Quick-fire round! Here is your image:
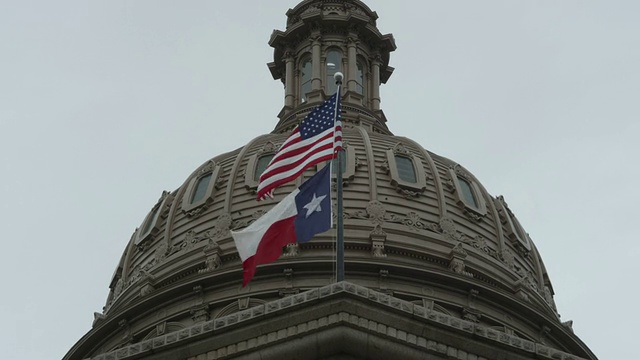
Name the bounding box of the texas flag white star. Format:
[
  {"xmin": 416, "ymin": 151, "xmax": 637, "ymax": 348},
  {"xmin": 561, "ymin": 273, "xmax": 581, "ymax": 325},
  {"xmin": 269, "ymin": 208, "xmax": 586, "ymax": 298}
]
[{"xmin": 303, "ymin": 193, "xmax": 327, "ymax": 218}]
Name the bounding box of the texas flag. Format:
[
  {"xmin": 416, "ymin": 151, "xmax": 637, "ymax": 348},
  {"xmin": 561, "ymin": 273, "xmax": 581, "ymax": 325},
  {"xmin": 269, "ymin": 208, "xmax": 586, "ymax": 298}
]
[{"xmin": 231, "ymin": 165, "xmax": 332, "ymax": 286}]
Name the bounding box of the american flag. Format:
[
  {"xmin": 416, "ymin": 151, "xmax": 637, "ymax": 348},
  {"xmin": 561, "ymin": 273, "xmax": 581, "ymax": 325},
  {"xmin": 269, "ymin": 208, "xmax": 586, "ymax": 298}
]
[{"xmin": 256, "ymin": 92, "xmax": 342, "ymax": 200}]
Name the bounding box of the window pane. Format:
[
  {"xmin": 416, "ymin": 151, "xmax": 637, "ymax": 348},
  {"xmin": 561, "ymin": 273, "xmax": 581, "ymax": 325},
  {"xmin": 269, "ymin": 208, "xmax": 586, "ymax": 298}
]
[
  {"xmin": 331, "ymin": 150, "xmax": 346, "ymax": 174},
  {"xmin": 254, "ymin": 154, "xmax": 274, "ymax": 181},
  {"xmin": 395, "ymin": 155, "xmax": 417, "ymax": 183},
  {"xmin": 356, "ymin": 61, "xmax": 365, "ymax": 95},
  {"xmin": 326, "ymin": 50, "xmax": 341, "ymax": 95},
  {"xmin": 457, "ymin": 177, "xmax": 478, "ymax": 208},
  {"xmin": 301, "ymin": 59, "xmax": 312, "ymax": 102},
  {"xmin": 191, "ymin": 173, "xmax": 212, "ymax": 204},
  {"xmin": 142, "ymin": 206, "xmax": 160, "ymax": 234}
]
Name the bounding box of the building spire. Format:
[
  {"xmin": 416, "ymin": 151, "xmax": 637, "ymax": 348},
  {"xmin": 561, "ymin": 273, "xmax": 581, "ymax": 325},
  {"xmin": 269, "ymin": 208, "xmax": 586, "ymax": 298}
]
[{"xmin": 267, "ymin": 0, "xmax": 396, "ymax": 134}]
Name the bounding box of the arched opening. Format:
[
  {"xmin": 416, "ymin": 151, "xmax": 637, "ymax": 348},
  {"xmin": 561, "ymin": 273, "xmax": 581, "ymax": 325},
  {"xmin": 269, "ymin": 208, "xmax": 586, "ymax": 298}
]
[
  {"xmin": 300, "ymin": 56, "xmax": 312, "ymax": 103},
  {"xmin": 326, "ymin": 49, "xmax": 342, "ymax": 95}
]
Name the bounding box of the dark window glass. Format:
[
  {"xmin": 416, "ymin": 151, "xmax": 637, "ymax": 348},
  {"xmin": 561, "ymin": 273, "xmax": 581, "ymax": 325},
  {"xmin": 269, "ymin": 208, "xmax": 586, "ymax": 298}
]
[
  {"xmin": 356, "ymin": 61, "xmax": 365, "ymax": 96},
  {"xmin": 457, "ymin": 177, "xmax": 478, "ymax": 208},
  {"xmin": 326, "ymin": 50, "xmax": 342, "ymax": 95},
  {"xmin": 142, "ymin": 206, "xmax": 160, "ymax": 234},
  {"xmin": 300, "ymin": 58, "xmax": 312, "ymax": 102},
  {"xmin": 191, "ymin": 173, "xmax": 212, "ymax": 204},
  {"xmin": 331, "ymin": 150, "xmax": 347, "ymax": 174},
  {"xmin": 395, "ymin": 155, "xmax": 417, "ymax": 183},
  {"xmin": 254, "ymin": 154, "xmax": 274, "ymax": 181}
]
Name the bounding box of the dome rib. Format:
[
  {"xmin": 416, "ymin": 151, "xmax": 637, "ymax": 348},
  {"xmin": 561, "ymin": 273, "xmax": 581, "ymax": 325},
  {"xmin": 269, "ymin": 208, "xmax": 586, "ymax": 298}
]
[
  {"xmin": 355, "ymin": 125, "xmax": 378, "ymax": 200},
  {"xmin": 397, "ymin": 136, "xmax": 446, "ymax": 218}
]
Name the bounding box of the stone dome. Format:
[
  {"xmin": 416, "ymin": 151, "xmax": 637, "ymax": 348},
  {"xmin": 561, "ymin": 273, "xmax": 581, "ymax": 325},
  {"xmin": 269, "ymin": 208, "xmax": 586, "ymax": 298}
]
[{"xmin": 65, "ymin": 1, "xmax": 596, "ymax": 359}]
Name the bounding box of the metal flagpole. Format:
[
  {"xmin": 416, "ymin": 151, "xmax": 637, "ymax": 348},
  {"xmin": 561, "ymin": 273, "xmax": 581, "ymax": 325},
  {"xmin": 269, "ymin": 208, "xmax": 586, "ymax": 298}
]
[{"xmin": 333, "ymin": 73, "xmax": 345, "ymax": 282}]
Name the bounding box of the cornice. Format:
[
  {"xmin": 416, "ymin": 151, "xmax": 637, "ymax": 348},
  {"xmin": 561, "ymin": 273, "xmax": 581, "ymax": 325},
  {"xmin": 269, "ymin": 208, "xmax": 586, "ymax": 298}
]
[{"xmin": 77, "ymin": 282, "xmax": 593, "ymax": 360}]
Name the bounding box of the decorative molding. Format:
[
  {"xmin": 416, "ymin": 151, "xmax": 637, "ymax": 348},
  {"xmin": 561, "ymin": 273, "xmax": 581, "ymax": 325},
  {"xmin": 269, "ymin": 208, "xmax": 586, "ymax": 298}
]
[
  {"xmin": 92, "ymin": 283, "xmax": 587, "ymax": 360},
  {"xmin": 181, "ymin": 161, "xmax": 223, "ymax": 218},
  {"xmin": 279, "ymin": 268, "xmax": 299, "ymax": 297},
  {"xmin": 446, "ymin": 164, "xmax": 487, "ymax": 222},
  {"xmin": 198, "ymin": 238, "xmax": 222, "ymax": 274},
  {"xmin": 381, "ymin": 143, "xmax": 428, "ymax": 198},
  {"xmin": 135, "ymin": 190, "xmax": 174, "ymax": 249},
  {"xmin": 244, "ymin": 142, "xmax": 279, "ymax": 192},
  {"xmin": 283, "ymin": 243, "xmax": 300, "ymax": 257},
  {"xmin": 495, "ymin": 195, "xmax": 531, "ymax": 257},
  {"xmin": 448, "ymin": 243, "xmax": 473, "ymax": 278}
]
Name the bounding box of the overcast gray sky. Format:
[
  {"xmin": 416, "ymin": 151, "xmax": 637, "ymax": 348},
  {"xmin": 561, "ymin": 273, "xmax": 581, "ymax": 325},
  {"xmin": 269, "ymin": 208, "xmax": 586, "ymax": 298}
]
[{"xmin": 1, "ymin": 1, "xmax": 638, "ymax": 359}]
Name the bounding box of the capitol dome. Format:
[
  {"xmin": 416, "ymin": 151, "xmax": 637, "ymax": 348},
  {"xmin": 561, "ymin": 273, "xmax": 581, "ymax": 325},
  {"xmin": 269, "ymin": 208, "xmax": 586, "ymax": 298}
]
[{"xmin": 65, "ymin": 1, "xmax": 596, "ymax": 359}]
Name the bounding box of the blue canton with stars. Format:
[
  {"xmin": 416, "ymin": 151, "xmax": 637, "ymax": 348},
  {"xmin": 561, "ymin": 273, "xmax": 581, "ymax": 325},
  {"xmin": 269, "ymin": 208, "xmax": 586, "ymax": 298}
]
[{"xmin": 299, "ymin": 93, "xmax": 341, "ymax": 139}]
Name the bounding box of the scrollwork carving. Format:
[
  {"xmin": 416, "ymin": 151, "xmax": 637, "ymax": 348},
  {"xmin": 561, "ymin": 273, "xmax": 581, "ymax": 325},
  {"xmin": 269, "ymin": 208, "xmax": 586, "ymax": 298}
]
[{"xmin": 283, "ymin": 243, "xmax": 300, "ymax": 257}]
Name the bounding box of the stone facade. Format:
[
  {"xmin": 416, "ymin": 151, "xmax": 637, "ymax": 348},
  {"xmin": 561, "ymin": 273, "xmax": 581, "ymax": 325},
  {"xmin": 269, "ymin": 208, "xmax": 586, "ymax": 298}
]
[{"xmin": 64, "ymin": 1, "xmax": 597, "ymax": 359}]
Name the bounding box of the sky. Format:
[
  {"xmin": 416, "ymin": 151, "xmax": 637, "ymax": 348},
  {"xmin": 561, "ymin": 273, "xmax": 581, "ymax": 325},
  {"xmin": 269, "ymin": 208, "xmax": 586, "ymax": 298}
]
[{"xmin": 1, "ymin": 1, "xmax": 638, "ymax": 359}]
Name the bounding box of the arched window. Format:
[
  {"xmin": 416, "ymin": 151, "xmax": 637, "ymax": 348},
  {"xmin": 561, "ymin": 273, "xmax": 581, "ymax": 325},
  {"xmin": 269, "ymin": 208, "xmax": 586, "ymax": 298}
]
[
  {"xmin": 254, "ymin": 154, "xmax": 274, "ymax": 181},
  {"xmin": 190, "ymin": 173, "xmax": 212, "ymax": 204},
  {"xmin": 384, "ymin": 145, "xmax": 428, "ymax": 196},
  {"xmin": 136, "ymin": 191, "xmax": 174, "ymax": 247},
  {"xmin": 356, "ymin": 59, "xmax": 366, "ymax": 96},
  {"xmin": 326, "ymin": 49, "xmax": 342, "ymax": 95},
  {"xmin": 457, "ymin": 176, "xmax": 478, "ymax": 208},
  {"xmin": 181, "ymin": 160, "xmax": 221, "ymax": 217},
  {"xmin": 395, "ymin": 155, "xmax": 417, "ymax": 183},
  {"xmin": 448, "ymin": 165, "xmax": 487, "ymax": 220},
  {"xmin": 300, "ymin": 57, "xmax": 312, "ymax": 103}
]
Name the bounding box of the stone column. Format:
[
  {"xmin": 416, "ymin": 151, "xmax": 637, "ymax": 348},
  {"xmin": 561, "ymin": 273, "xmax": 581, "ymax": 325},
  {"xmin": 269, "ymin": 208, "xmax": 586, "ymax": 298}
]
[
  {"xmin": 346, "ymin": 36, "xmax": 358, "ymax": 92},
  {"xmin": 311, "ymin": 33, "xmax": 322, "ymax": 90},
  {"xmin": 284, "ymin": 51, "xmax": 295, "ymax": 107},
  {"xmin": 371, "ymin": 54, "xmax": 382, "ymax": 110}
]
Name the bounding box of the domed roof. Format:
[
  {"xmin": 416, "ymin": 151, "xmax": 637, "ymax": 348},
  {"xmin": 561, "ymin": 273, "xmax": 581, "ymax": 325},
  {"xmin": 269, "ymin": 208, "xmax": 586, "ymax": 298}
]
[{"xmin": 64, "ymin": 1, "xmax": 595, "ymax": 359}]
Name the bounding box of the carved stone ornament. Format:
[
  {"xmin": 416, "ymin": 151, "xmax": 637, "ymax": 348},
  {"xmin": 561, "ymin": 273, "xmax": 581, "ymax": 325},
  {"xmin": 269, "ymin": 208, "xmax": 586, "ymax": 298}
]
[
  {"xmin": 197, "ymin": 160, "xmax": 217, "ymax": 177},
  {"xmin": 345, "ymin": 201, "xmax": 440, "ymax": 257},
  {"xmin": 139, "ymin": 269, "xmax": 157, "ymax": 297},
  {"xmin": 448, "ymin": 243, "xmax": 473, "ymax": 278},
  {"xmin": 439, "ymin": 217, "xmax": 462, "ymax": 242},
  {"xmin": 543, "ymin": 285, "xmax": 558, "ymax": 313},
  {"xmin": 371, "ymin": 225, "xmax": 387, "ymax": 258},
  {"xmin": 463, "ymin": 308, "xmax": 482, "ymax": 323},
  {"xmin": 283, "ymin": 243, "xmax": 300, "ymax": 257},
  {"xmin": 391, "ymin": 142, "xmax": 412, "ymax": 156},
  {"xmin": 199, "ymin": 238, "xmax": 222, "ymax": 274},
  {"xmin": 190, "ymin": 304, "xmax": 210, "ymax": 323},
  {"xmin": 387, "ymin": 211, "xmax": 438, "ymax": 232},
  {"xmin": 257, "ymin": 141, "xmax": 278, "ymax": 156},
  {"xmin": 118, "ymin": 319, "xmax": 133, "ymax": 343},
  {"xmin": 279, "ymin": 268, "xmax": 299, "ymax": 297}
]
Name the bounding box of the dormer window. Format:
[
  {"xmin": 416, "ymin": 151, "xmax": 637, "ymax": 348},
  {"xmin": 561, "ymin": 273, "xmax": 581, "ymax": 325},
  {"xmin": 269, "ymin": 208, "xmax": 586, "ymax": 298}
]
[
  {"xmin": 326, "ymin": 49, "xmax": 342, "ymax": 95},
  {"xmin": 457, "ymin": 176, "xmax": 478, "ymax": 209},
  {"xmin": 383, "ymin": 144, "xmax": 427, "ymax": 197},
  {"xmin": 395, "ymin": 155, "xmax": 417, "ymax": 183},
  {"xmin": 182, "ymin": 161, "xmax": 221, "ymax": 217},
  {"xmin": 136, "ymin": 191, "xmax": 173, "ymax": 247},
  {"xmin": 254, "ymin": 154, "xmax": 275, "ymax": 182},
  {"xmin": 244, "ymin": 145, "xmax": 277, "ymax": 191},
  {"xmin": 190, "ymin": 173, "xmax": 212, "ymax": 204},
  {"xmin": 448, "ymin": 165, "xmax": 487, "ymax": 221},
  {"xmin": 495, "ymin": 196, "xmax": 532, "ymax": 254},
  {"xmin": 300, "ymin": 57, "xmax": 312, "ymax": 103}
]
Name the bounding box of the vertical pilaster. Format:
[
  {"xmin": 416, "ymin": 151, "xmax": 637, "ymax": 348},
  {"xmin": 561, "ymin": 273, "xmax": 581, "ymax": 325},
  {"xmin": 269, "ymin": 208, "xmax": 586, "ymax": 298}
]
[
  {"xmin": 346, "ymin": 36, "xmax": 358, "ymax": 93},
  {"xmin": 284, "ymin": 51, "xmax": 295, "ymax": 107},
  {"xmin": 311, "ymin": 33, "xmax": 322, "ymax": 90},
  {"xmin": 371, "ymin": 54, "xmax": 382, "ymax": 110}
]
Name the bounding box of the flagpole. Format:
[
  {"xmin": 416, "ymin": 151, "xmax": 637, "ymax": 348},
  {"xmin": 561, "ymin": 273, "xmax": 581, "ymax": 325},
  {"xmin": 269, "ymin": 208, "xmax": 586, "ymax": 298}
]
[{"xmin": 334, "ymin": 72, "xmax": 345, "ymax": 282}]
